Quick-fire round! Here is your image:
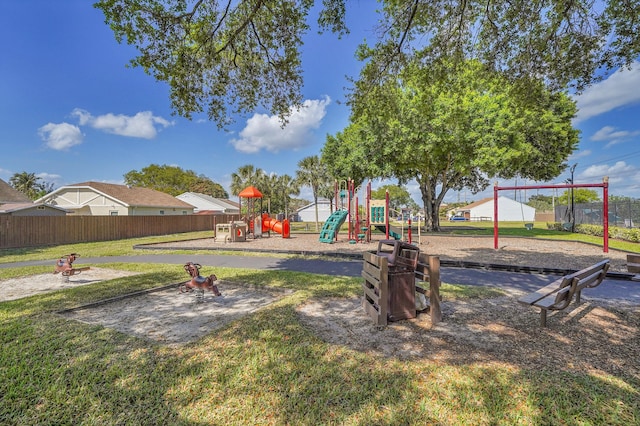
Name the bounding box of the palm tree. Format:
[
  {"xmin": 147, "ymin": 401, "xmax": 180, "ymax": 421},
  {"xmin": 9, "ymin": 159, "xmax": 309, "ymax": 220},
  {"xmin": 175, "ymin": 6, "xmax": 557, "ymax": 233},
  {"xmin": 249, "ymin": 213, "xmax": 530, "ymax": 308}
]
[
  {"xmin": 295, "ymin": 155, "xmax": 332, "ymax": 231},
  {"xmin": 276, "ymin": 174, "xmax": 300, "ymax": 219},
  {"xmin": 9, "ymin": 171, "xmax": 43, "ymax": 200},
  {"xmin": 230, "ymin": 165, "xmax": 266, "ymax": 196}
]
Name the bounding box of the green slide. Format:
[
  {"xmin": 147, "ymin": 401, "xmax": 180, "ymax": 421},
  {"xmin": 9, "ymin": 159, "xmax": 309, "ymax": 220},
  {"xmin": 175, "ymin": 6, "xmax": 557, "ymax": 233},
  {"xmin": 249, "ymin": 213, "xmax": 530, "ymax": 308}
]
[
  {"xmin": 374, "ymin": 224, "xmax": 402, "ymax": 240},
  {"xmin": 319, "ymin": 210, "xmax": 349, "ymax": 243}
]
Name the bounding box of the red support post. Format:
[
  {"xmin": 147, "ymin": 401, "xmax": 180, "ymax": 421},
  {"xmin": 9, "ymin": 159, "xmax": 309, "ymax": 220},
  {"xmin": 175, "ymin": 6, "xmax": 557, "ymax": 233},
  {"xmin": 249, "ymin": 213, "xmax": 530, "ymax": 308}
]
[
  {"xmin": 366, "ymin": 180, "xmax": 371, "ymax": 242},
  {"xmin": 494, "ymin": 183, "xmax": 499, "ymax": 250},
  {"xmin": 347, "ymin": 179, "xmax": 353, "ymax": 241}
]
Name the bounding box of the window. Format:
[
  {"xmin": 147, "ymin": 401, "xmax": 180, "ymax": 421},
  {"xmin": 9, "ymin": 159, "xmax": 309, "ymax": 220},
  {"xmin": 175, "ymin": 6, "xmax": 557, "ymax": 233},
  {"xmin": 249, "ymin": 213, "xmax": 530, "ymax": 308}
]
[
  {"xmin": 109, "ymin": 211, "xmax": 119, "ymax": 216},
  {"xmin": 159, "ymin": 210, "xmax": 165, "ymax": 215}
]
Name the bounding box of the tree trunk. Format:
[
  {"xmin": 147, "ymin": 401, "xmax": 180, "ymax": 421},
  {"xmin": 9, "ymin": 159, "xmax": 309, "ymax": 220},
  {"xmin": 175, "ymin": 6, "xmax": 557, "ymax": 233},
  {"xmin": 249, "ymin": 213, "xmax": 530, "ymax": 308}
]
[
  {"xmin": 314, "ymin": 196, "xmax": 319, "ymax": 232},
  {"xmin": 419, "ymin": 178, "xmax": 447, "ymax": 232}
]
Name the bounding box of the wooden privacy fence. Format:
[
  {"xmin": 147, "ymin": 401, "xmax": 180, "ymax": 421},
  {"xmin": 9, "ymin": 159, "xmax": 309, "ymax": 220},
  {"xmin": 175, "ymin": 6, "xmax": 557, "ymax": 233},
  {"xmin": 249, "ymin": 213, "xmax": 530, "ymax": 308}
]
[{"xmin": 0, "ymin": 215, "xmax": 239, "ymax": 249}]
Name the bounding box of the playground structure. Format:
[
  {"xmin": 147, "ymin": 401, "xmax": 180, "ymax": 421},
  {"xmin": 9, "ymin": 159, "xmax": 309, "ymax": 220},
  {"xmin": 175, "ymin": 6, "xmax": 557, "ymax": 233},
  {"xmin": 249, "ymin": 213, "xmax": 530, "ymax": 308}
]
[
  {"xmin": 319, "ymin": 180, "xmax": 414, "ymax": 244},
  {"xmin": 215, "ymin": 221, "xmax": 247, "ymax": 243},
  {"xmin": 179, "ymin": 262, "xmax": 221, "ymax": 300},
  {"xmin": 239, "ymin": 185, "xmax": 290, "ymax": 239},
  {"xmin": 214, "ymin": 185, "xmax": 290, "ymax": 242},
  {"xmin": 53, "ymin": 253, "xmax": 90, "ymax": 281}
]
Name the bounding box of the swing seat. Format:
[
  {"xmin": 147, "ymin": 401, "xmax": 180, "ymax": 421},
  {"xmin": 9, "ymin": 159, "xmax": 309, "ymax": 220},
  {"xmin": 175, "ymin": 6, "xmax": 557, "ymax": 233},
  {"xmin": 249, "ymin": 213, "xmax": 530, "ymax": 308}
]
[{"xmin": 524, "ymin": 223, "xmax": 534, "ymax": 230}]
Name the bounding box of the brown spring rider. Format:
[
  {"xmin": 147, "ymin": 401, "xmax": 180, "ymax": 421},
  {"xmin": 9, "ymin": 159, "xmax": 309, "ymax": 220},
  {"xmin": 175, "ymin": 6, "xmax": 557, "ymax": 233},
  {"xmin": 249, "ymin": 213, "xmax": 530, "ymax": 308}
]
[
  {"xmin": 180, "ymin": 262, "xmax": 221, "ymax": 298},
  {"xmin": 54, "ymin": 253, "xmax": 90, "ymax": 280}
]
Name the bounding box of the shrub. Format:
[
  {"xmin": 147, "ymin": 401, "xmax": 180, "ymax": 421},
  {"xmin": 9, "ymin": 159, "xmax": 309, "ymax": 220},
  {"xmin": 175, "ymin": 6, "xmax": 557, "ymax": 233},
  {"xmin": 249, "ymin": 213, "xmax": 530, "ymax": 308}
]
[{"xmin": 549, "ymin": 222, "xmax": 640, "ymax": 243}]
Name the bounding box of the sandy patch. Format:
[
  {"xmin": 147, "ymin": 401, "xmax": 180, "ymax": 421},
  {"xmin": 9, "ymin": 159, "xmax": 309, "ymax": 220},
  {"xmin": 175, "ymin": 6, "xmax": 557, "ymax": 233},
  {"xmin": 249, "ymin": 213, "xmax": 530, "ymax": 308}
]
[
  {"xmin": 0, "ymin": 267, "xmax": 139, "ymax": 302},
  {"xmin": 60, "ymin": 282, "xmax": 292, "ymax": 346},
  {"xmin": 297, "ymin": 296, "xmax": 640, "ymax": 377}
]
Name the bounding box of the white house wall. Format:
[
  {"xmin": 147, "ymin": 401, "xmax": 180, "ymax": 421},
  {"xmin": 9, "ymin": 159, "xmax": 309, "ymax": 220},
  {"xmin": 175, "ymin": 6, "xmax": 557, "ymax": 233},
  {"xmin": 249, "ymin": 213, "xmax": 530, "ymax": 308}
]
[
  {"xmin": 43, "ymin": 188, "xmax": 125, "ymax": 215},
  {"xmin": 298, "ymin": 202, "xmax": 332, "ymax": 222},
  {"xmin": 133, "ymin": 207, "xmax": 190, "ymax": 215},
  {"xmin": 471, "ymin": 197, "xmax": 535, "ymax": 221}
]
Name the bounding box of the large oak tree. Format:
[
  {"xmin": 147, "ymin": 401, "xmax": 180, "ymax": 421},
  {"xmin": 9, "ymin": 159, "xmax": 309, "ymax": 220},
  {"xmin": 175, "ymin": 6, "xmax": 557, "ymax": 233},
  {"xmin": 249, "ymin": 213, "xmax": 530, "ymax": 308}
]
[
  {"xmin": 96, "ymin": 0, "xmax": 640, "ymax": 127},
  {"xmin": 124, "ymin": 164, "xmax": 227, "ymax": 196},
  {"xmin": 325, "ymin": 60, "xmax": 579, "ymax": 230}
]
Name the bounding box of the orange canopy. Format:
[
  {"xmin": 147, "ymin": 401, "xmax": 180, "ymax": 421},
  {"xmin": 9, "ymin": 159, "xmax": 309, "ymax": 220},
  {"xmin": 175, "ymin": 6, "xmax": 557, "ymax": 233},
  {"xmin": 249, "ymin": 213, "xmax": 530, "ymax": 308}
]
[{"xmin": 238, "ymin": 185, "xmax": 263, "ymax": 198}]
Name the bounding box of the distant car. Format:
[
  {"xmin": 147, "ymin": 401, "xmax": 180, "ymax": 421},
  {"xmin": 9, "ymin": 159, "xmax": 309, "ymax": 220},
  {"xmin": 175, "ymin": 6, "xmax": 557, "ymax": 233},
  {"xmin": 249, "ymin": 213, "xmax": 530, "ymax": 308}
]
[{"xmin": 449, "ymin": 215, "xmax": 468, "ymax": 221}]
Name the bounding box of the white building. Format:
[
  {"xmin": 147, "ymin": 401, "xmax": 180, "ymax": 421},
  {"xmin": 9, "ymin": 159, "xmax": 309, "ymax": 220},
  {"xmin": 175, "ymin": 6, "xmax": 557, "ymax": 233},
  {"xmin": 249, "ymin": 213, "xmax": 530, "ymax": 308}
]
[
  {"xmin": 457, "ymin": 196, "xmax": 536, "ymax": 222},
  {"xmin": 176, "ymin": 192, "xmax": 240, "ymax": 214},
  {"xmin": 297, "ymin": 199, "xmax": 332, "ymax": 222}
]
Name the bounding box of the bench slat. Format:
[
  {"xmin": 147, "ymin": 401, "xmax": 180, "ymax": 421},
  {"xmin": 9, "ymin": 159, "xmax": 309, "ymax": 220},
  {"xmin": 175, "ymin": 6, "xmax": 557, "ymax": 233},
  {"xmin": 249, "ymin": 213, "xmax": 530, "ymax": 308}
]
[
  {"xmin": 517, "ymin": 278, "xmax": 568, "ymax": 305},
  {"xmin": 626, "ymin": 262, "xmax": 640, "ymax": 273},
  {"xmin": 575, "ymin": 265, "xmax": 609, "ymax": 290},
  {"xmin": 533, "ymin": 285, "xmax": 572, "ymax": 309}
]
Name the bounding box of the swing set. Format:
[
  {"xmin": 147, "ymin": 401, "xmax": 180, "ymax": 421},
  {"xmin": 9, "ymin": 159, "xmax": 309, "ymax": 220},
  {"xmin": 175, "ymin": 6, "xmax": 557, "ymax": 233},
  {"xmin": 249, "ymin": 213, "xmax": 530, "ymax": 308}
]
[{"xmin": 493, "ymin": 177, "xmax": 610, "ymax": 252}]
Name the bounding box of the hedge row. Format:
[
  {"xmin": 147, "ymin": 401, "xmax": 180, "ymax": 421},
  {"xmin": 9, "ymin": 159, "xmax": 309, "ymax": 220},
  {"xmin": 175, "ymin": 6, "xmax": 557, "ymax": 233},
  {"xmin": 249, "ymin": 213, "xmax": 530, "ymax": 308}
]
[{"xmin": 547, "ymin": 222, "xmax": 640, "ymax": 243}]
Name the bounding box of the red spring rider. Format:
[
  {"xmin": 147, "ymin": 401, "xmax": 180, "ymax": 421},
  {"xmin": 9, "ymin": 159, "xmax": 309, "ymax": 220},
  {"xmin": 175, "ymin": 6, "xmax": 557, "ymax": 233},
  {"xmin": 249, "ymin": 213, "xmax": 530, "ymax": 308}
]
[
  {"xmin": 180, "ymin": 262, "xmax": 221, "ymax": 297},
  {"xmin": 54, "ymin": 253, "xmax": 90, "ymax": 277}
]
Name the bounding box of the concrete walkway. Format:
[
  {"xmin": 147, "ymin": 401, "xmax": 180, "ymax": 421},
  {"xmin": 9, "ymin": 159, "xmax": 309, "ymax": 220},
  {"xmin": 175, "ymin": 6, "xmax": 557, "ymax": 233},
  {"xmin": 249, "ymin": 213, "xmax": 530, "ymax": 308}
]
[{"xmin": 2, "ymin": 253, "xmax": 638, "ymax": 304}]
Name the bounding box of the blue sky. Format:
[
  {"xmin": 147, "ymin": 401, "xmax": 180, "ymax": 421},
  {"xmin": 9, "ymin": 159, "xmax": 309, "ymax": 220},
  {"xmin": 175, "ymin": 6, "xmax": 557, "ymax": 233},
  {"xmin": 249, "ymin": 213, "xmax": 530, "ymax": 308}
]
[{"xmin": 2, "ymin": 1, "xmax": 640, "ymax": 206}]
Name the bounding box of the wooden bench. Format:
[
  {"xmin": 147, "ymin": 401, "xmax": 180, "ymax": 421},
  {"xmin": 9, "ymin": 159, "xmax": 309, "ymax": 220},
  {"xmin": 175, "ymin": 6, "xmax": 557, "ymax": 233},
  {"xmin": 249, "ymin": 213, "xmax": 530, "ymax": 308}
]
[
  {"xmin": 362, "ymin": 251, "xmax": 441, "ymax": 326},
  {"xmin": 626, "ymin": 254, "xmax": 640, "ymax": 281},
  {"xmin": 517, "ymin": 260, "xmax": 610, "ymax": 327}
]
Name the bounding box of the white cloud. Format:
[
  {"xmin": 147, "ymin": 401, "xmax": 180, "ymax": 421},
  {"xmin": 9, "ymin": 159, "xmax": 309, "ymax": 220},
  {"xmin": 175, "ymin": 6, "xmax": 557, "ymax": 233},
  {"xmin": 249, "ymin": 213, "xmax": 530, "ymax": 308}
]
[
  {"xmin": 71, "ymin": 108, "xmax": 173, "ymax": 139},
  {"xmin": 580, "ymin": 161, "xmax": 637, "ymax": 185},
  {"xmin": 38, "ymin": 122, "xmax": 84, "ymax": 150},
  {"xmin": 230, "ymin": 97, "xmax": 330, "ymax": 153},
  {"xmin": 574, "ymin": 62, "xmax": 640, "ymax": 122},
  {"xmin": 569, "ymin": 149, "xmax": 592, "ymax": 160},
  {"xmin": 589, "ymin": 125, "xmax": 640, "ymax": 147}
]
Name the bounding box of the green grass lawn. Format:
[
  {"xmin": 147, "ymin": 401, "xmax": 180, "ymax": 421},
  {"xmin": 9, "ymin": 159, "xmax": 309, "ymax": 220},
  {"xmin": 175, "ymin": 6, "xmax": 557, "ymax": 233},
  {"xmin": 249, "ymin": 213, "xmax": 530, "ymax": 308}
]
[{"xmin": 1, "ymin": 230, "xmax": 639, "ymax": 424}]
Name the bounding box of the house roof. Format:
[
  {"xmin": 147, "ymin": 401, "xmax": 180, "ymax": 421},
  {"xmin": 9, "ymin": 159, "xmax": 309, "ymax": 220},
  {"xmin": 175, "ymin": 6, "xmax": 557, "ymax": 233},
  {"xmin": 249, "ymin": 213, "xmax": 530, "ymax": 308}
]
[
  {"xmin": 458, "ymin": 196, "xmax": 533, "ymax": 211},
  {"xmin": 459, "ymin": 197, "xmax": 494, "ymax": 210},
  {"xmin": 180, "ymin": 193, "xmax": 239, "ymax": 210},
  {"xmin": 43, "ymin": 181, "xmax": 194, "ymax": 209},
  {"xmin": 0, "ymin": 179, "xmax": 31, "ymax": 204},
  {"xmin": 296, "ymin": 199, "xmax": 331, "ymax": 212},
  {"xmin": 0, "ymin": 202, "xmax": 68, "ymax": 214}
]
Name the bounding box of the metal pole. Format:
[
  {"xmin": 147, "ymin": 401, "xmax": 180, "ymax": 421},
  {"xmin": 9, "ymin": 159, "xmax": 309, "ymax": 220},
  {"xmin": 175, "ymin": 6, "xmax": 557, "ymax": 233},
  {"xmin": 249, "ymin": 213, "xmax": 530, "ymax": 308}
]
[
  {"xmin": 494, "ymin": 183, "xmax": 499, "ymax": 249},
  {"xmin": 570, "ymin": 163, "xmax": 577, "ymax": 232},
  {"xmin": 603, "ymin": 176, "xmax": 609, "ymax": 253},
  {"xmin": 385, "ymin": 190, "xmax": 390, "ymax": 240}
]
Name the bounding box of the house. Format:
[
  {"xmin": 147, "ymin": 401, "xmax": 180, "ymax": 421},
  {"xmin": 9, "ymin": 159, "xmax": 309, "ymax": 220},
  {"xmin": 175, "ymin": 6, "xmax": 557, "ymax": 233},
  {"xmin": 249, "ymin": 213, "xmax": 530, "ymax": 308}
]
[
  {"xmin": 297, "ymin": 199, "xmax": 332, "ymax": 222},
  {"xmin": 35, "ymin": 181, "xmax": 195, "ymax": 216},
  {"xmin": 176, "ymin": 192, "xmax": 240, "ymax": 214},
  {"xmin": 0, "ymin": 203, "xmax": 68, "ymax": 216},
  {"xmin": 455, "ymin": 196, "xmax": 536, "ymax": 222},
  {"xmin": 0, "ymin": 178, "xmax": 68, "ymax": 216}
]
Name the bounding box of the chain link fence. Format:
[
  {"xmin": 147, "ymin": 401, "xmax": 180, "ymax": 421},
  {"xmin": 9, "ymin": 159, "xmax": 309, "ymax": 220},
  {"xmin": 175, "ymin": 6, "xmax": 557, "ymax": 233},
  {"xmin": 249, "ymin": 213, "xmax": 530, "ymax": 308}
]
[{"xmin": 555, "ymin": 200, "xmax": 640, "ymax": 228}]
